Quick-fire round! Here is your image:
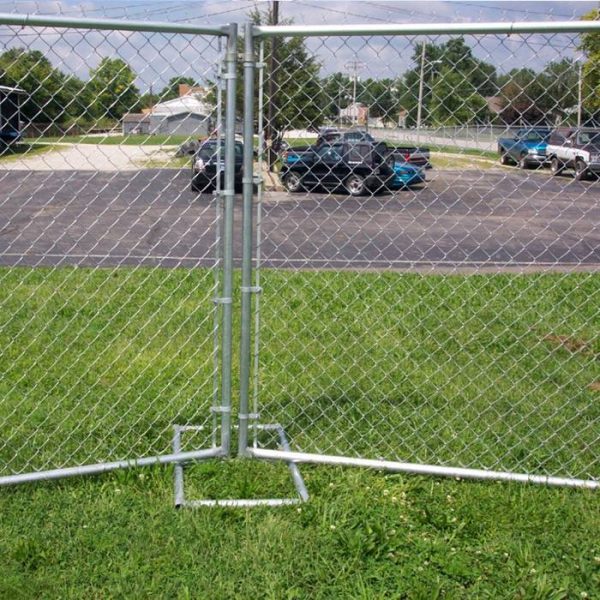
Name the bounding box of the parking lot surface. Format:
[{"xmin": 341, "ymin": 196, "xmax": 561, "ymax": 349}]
[{"xmin": 0, "ymin": 167, "xmax": 598, "ymax": 271}]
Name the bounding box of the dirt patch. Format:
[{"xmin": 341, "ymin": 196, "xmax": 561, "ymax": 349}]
[{"xmin": 0, "ymin": 144, "xmax": 176, "ymax": 172}]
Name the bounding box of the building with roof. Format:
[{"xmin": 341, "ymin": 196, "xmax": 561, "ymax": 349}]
[{"xmin": 122, "ymin": 85, "xmax": 214, "ymax": 137}]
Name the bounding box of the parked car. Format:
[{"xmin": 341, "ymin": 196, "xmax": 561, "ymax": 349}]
[
  {"xmin": 280, "ymin": 141, "xmax": 424, "ymax": 196},
  {"xmin": 191, "ymin": 139, "xmax": 244, "ymax": 193},
  {"xmin": 0, "ymin": 85, "xmax": 24, "ymax": 146},
  {"xmin": 388, "ymin": 144, "xmax": 431, "ymax": 169},
  {"xmin": 497, "ymin": 128, "xmax": 552, "ymax": 168},
  {"xmin": 389, "ymin": 150, "xmax": 427, "ymax": 187},
  {"xmin": 282, "ymin": 129, "xmax": 431, "ymax": 169},
  {"xmin": 546, "ymin": 128, "xmax": 600, "ymax": 181}
]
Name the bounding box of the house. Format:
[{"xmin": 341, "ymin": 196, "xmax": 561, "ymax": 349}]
[
  {"xmin": 339, "ymin": 102, "xmax": 368, "ymax": 126},
  {"xmin": 122, "ymin": 84, "xmax": 214, "ymax": 136},
  {"xmin": 0, "ymin": 85, "xmax": 25, "ymax": 144},
  {"xmin": 122, "ymin": 112, "xmax": 151, "ymax": 135}
]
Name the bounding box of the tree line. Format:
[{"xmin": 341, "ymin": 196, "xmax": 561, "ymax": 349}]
[
  {"xmin": 1, "ymin": 8, "xmax": 598, "ymax": 131},
  {"xmin": 0, "ymin": 48, "xmax": 200, "ymax": 127}
]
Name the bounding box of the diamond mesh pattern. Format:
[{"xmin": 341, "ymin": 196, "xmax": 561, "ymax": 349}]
[
  {"xmin": 251, "ymin": 32, "xmax": 600, "ymax": 482},
  {"xmin": 0, "ymin": 21, "xmax": 228, "ymax": 474}
]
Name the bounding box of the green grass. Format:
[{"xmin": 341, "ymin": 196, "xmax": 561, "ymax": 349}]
[
  {"xmin": 0, "ymin": 143, "xmax": 58, "ymax": 161},
  {"xmin": 36, "ymin": 134, "xmax": 192, "ymax": 146},
  {"xmin": 427, "ymin": 145, "xmax": 498, "ymax": 160},
  {"xmin": 430, "ymin": 152, "xmax": 498, "ymax": 170},
  {"xmin": 0, "ymin": 268, "xmax": 598, "ymax": 598}
]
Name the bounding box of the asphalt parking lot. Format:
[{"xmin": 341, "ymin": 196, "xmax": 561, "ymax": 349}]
[{"xmin": 0, "ymin": 167, "xmax": 598, "ymax": 271}]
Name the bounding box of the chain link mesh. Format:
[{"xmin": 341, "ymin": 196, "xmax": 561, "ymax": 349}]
[
  {"xmin": 251, "ymin": 30, "xmax": 600, "ymax": 482},
  {"xmin": 0, "ymin": 20, "xmax": 229, "ymax": 475}
]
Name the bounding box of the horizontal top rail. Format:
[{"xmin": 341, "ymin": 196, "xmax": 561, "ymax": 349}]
[
  {"xmin": 254, "ymin": 20, "xmax": 600, "ymax": 38},
  {"xmin": 0, "ymin": 12, "xmax": 229, "ymax": 36}
]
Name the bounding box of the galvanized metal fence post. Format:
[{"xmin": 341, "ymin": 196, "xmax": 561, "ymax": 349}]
[
  {"xmin": 219, "ymin": 22, "xmax": 238, "ymax": 457},
  {"xmin": 238, "ymin": 22, "xmax": 256, "ymax": 456}
]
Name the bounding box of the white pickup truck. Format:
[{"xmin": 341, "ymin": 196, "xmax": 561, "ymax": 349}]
[{"xmin": 546, "ymin": 128, "xmax": 600, "ymax": 181}]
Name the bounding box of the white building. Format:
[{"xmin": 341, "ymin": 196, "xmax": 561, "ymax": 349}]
[{"xmin": 122, "ymin": 85, "xmax": 214, "ymax": 137}]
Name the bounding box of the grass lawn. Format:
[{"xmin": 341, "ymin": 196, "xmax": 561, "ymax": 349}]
[
  {"xmin": 0, "ymin": 268, "xmax": 598, "ymax": 598},
  {"xmin": 429, "ymin": 152, "xmax": 498, "ymax": 170},
  {"xmin": 36, "ymin": 134, "xmax": 192, "ymax": 146},
  {"xmin": 0, "ymin": 143, "xmax": 58, "ymax": 161}
]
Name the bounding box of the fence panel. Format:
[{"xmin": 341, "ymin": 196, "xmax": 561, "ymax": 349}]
[
  {"xmin": 0, "ymin": 15, "xmax": 235, "ymax": 482},
  {"xmin": 244, "ymin": 23, "xmax": 600, "ymax": 487}
]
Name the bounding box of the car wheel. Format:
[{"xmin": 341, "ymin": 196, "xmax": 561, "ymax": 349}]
[
  {"xmin": 282, "ymin": 172, "xmax": 303, "ymax": 193},
  {"xmin": 574, "ymin": 159, "xmax": 589, "ymax": 181},
  {"xmin": 550, "ymin": 157, "xmax": 564, "ymax": 176},
  {"xmin": 345, "ymin": 173, "xmax": 367, "ymax": 196},
  {"xmin": 499, "ymin": 151, "xmax": 511, "ymax": 165},
  {"xmin": 518, "ymin": 153, "xmax": 530, "ymax": 169}
]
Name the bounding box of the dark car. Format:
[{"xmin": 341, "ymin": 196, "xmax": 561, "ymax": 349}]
[
  {"xmin": 497, "ymin": 128, "xmax": 552, "ymax": 168},
  {"xmin": 191, "ymin": 140, "xmax": 244, "ymax": 193},
  {"xmin": 280, "ymin": 141, "xmax": 424, "ymax": 196},
  {"xmin": 315, "ymin": 128, "xmax": 376, "ymax": 146}
]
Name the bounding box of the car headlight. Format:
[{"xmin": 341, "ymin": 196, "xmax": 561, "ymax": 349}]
[
  {"xmin": 194, "ymin": 158, "xmax": 205, "ymax": 172},
  {"xmin": 590, "ymin": 154, "xmax": 600, "ymax": 162}
]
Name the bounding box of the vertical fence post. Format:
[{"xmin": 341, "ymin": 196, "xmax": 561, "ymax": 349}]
[
  {"xmin": 219, "ymin": 22, "xmax": 238, "ymax": 457},
  {"xmin": 239, "ymin": 22, "xmax": 256, "ymax": 457}
]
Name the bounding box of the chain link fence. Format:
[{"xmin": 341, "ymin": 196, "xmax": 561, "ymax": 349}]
[
  {"xmin": 1, "ymin": 13, "xmax": 599, "ymax": 492},
  {"xmin": 0, "ymin": 14, "xmax": 237, "ymax": 483},
  {"xmin": 241, "ymin": 22, "xmax": 600, "ymax": 487}
]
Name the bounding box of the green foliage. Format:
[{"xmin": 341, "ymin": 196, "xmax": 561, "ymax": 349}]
[
  {"xmin": 580, "ymin": 9, "xmax": 600, "ymax": 113},
  {"xmin": 400, "ymin": 38, "xmax": 497, "ymax": 127},
  {"xmin": 157, "ymin": 76, "xmax": 200, "ymax": 102},
  {"xmin": 0, "ymin": 268, "xmax": 598, "ymax": 596},
  {"xmin": 0, "ymin": 48, "xmax": 88, "ymax": 123},
  {"xmin": 429, "ymin": 68, "xmax": 489, "ymax": 125},
  {"xmin": 498, "ymin": 68, "xmax": 548, "ymax": 124},
  {"xmin": 87, "ymin": 57, "xmax": 140, "ymax": 120}
]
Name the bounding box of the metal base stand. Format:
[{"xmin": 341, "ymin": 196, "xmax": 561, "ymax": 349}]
[{"xmin": 172, "ymin": 424, "xmax": 309, "ymax": 508}]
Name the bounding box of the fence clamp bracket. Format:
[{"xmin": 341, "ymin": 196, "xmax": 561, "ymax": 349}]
[
  {"xmin": 241, "ymin": 286, "xmax": 262, "ymax": 294},
  {"xmin": 238, "ymin": 412, "xmax": 260, "ymax": 421}
]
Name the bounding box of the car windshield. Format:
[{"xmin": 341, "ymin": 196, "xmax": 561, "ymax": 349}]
[
  {"xmin": 522, "ymin": 130, "xmax": 550, "ymax": 141},
  {"xmin": 577, "ymin": 131, "xmax": 600, "ymax": 146},
  {"xmin": 197, "ymin": 143, "xmax": 243, "ymax": 161}
]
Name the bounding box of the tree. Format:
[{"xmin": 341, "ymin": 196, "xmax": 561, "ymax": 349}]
[
  {"xmin": 0, "ymin": 48, "xmax": 88, "ymax": 124},
  {"xmin": 320, "ymin": 72, "xmax": 353, "ymax": 121},
  {"xmin": 400, "ymin": 38, "xmax": 496, "ymax": 127},
  {"xmin": 88, "ymin": 57, "xmax": 139, "ymax": 121},
  {"xmin": 158, "ymin": 76, "xmax": 200, "ymax": 102},
  {"xmin": 498, "ymin": 68, "xmax": 547, "ymax": 125},
  {"xmin": 579, "ymin": 8, "xmax": 600, "ymax": 116},
  {"xmin": 357, "ymin": 78, "xmax": 403, "ymax": 123},
  {"xmin": 429, "ymin": 68, "xmax": 489, "ymax": 125},
  {"xmin": 538, "ymin": 59, "xmax": 579, "ymax": 122}
]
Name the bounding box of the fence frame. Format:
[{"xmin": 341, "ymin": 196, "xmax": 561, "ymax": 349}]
[
  {"xmin": 238, "ymin": 19, "xmax": 600, "ymax": 491},
  {"xmin": 0, "ymin": 14, "xmax": 238, "ymax": 486},
  {"xmin": 1, "ymin": 13, "xmax": 600, "ymax": 495}
]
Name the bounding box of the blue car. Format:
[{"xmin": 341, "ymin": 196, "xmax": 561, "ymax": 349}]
[
  {"xmin": 497, "ymin": 128, "xmax": 552, "ymax": 169},
  {"xmin": 389, "ymin": 151, "xmax": 426, "ymax": 189}
]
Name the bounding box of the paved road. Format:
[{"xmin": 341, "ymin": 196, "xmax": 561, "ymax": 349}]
[{"xmin": 0, "ymin": 167, "xmax": 599, "ymax": 271}]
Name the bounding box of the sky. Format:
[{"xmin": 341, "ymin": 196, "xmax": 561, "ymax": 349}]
[{"xmin": 0, "ymin": 1, "xmax": 597, "ymax": 92}]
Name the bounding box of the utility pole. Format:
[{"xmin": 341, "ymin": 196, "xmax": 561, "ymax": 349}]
[
  {"xmin": 577, "ymin": 60, "xmax": 583, "ymax": 128},
  {"xmin": 416, "ymin": 42, "xmax": 426, "ymax": 144},
  {"xmin": 345, "ymin": 60, "xmax": 364, "ymax": 128},
  {"xmin": 266, "ymin": 0, "xmax": 279, "ymax": 171}
]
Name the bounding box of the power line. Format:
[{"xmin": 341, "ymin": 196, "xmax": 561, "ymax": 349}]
[{"xmin": 452, "ymin": 1, "xmax": 583, "ymax": 19}]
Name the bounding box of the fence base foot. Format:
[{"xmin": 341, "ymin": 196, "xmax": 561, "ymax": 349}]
[{"xmin": 172, "ymin": 424, "xmax": 309, "ymax": 508}]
